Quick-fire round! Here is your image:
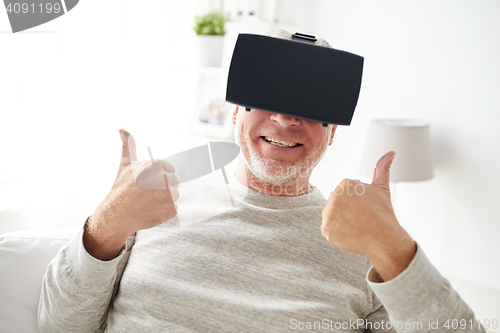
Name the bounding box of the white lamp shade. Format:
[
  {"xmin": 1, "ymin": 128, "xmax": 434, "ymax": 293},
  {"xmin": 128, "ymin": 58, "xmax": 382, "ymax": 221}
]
[{"xmin": 361, "ymin": 119, "xmax": 433, "ymax": 182}]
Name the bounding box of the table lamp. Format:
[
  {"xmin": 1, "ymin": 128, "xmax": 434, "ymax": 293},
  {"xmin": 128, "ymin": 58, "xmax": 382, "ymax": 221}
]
[{"xmin": 360, "ymin": 119, "xmax": 433, "ymax": 201}]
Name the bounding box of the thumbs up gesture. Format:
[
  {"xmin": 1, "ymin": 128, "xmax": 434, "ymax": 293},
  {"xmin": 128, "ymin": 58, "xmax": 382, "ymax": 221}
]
[
  {"xmin": 321, "ymin": 151, "xmax": 416, "ymax": 281},
  {"xmin": 83, "ymin": 129, "xmax": 180, "ymax": 261}
]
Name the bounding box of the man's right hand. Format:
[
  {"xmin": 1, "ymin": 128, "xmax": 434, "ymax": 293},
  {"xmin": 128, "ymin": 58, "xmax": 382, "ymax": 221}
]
[{"xmin": 83, "ymin": 129, "xmax": 180, "ymax": 261}]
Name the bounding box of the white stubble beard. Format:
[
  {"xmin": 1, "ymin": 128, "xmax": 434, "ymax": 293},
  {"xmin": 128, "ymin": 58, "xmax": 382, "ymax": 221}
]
[{"xmin": 234, "ymin": 114, "xmax": 330, "ymax": 186}]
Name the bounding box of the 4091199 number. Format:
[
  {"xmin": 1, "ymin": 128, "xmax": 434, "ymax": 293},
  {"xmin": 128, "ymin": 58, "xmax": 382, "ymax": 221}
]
[
  {"xmin": 6, "ymin": 2, "xmax": 62, "ymax": 14},
  {"xmin": 443, "ymin": 318, "xmax": 498, "ymax": 330}
]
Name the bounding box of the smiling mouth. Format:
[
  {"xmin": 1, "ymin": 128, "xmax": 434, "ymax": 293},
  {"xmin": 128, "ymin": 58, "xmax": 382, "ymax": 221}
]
[{"xmin": 261, "ymin": 136, "xmax": 302, "ymax": 148}]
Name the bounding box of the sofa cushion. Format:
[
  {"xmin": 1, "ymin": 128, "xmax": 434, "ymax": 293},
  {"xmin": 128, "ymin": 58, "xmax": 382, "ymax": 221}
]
[{"xmin": 0, "ymin": 229, "xmax": 78, "ymax": 333}]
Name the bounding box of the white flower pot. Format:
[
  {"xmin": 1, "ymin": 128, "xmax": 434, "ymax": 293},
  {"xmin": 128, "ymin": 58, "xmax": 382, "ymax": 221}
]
[{"xmin": 196, "ymin": 35, "xmax": 224, "ymax": 67}]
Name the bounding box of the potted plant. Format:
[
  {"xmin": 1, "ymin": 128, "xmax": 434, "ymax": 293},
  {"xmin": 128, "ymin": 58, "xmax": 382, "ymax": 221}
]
[{"xmin": 193, "ymin": 11, "xmax": 229, "ymax": 67}]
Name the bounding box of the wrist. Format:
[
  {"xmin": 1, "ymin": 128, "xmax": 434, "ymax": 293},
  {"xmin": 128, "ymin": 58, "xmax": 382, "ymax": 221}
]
[
  {"xmin": 92, "ymin": 199, "xmax": 134, "ymax": 240},
  {"xmin": 368, "ymin": 236, "xmax": 417, "ymax": 282},
  {"xmin": 83, "ymin": 215, "xmax": 130, "ymax": 261}
]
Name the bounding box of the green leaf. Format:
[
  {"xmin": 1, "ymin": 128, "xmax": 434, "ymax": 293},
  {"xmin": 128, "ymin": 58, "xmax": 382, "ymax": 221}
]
[{"xmin": 193, "ymin": 11, "xmax": 228, "ymax": 36}]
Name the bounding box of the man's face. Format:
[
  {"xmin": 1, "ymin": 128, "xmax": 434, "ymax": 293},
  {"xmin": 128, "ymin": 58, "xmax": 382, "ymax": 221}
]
[{"xmin": 232, "ymin": 106, "xmax": 337, "ymax": 185}]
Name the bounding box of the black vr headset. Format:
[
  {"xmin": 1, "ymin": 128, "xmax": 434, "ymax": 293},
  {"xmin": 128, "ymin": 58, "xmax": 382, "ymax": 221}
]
[{"xmin": 226, "ymin": 33, "xmax": 364, "ymax": 126}]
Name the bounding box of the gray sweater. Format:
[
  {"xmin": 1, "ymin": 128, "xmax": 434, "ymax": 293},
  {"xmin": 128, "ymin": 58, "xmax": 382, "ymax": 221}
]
[{"xmin": 38, "ymin": 165, "xmax": 484, "ymax": 332}]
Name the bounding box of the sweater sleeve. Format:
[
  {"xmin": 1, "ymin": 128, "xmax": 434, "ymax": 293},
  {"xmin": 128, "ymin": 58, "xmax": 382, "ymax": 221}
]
[
  {"xmin": 366, "ymin": 243, "xmax": 486, "ymax": 333},
  {"xmin": 38, "ymin": 226, "xmax": 136, "ymax": 333}
]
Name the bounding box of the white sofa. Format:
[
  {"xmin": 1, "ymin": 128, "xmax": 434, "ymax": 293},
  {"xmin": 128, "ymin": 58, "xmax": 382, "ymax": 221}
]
[
  {"xmin": 1, "ymin": 229, "xmax": 498, "ymax": 333},
  {"xmin": 0, "ymin": 229, "xmax": 78, "ymax": 333}
]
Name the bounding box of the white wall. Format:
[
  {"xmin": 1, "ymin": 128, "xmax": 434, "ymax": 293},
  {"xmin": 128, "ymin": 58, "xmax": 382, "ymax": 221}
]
[
  {"xmin": 1, "ymin": 0, "xmax": 498, "ymax": 296},
  {"xmin": 302, "ymin": 0, "xmax": 500, "ymax": 292},
  {"xmin": 0, "ymin": 0, "xmax": 200, "ymax": 230}
]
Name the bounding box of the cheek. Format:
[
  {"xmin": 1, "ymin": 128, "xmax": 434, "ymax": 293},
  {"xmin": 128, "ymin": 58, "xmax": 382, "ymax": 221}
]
[
  {"xmin": 307, "ymin": 137, "xmax": 329, "ymax": 158},
  {"xmin": 308, "ymin": 127, "xmax": 330, "ymax": 147}
]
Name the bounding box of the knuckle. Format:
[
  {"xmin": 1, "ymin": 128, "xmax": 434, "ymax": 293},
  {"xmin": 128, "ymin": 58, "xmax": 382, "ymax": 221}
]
[
  {"xmin": 120, "ymin": 156, "xmax": 131, "ymax": 164},
  {"xmin": 166, "ymin": 173, "xmax": 180, "ymax": 187},
  {"xmin": 331, "ymin": 186, "xmax": 343, "ymax": 197},
  {"xmin": 163, "ymin": 161, "xmax": 175, "ymax": 173},
  {"xmin": 169, "ymin": 187, "xmax": 180, "ymax": 201},
  {"xmin": 160, "ymin": 201, "xmax": 177, "ymax": 218}
]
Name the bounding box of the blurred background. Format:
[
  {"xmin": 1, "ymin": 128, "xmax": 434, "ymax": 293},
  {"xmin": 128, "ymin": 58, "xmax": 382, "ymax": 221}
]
[{"xmin": 1, "ymin": 0, "xmax": 499, "ymax": 324}]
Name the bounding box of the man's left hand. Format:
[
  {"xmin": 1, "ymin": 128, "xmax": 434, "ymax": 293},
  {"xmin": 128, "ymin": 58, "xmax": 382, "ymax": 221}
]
[{"xmin": 321, "ymin": 151, "xmax": 417, "ymax": 282}]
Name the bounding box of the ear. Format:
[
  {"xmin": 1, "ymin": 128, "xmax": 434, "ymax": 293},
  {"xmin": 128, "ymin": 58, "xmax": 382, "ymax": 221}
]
[
  {"xmin": 231, "ymin": 105, "xmax": 239, "ymax": 125},
  {"xmin": 328, "ymin": 125, "xmax": 338, "ymax": 146}
]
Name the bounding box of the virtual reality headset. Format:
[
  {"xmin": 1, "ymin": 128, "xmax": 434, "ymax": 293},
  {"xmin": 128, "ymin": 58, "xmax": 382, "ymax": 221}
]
[{"xmin": 226, "ymin": 33, "xmax": 364, "ymax": 126}]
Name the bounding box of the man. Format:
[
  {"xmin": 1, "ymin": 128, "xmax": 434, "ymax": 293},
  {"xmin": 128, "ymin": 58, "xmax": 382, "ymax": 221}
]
[{"xmin": 39, "ymin": 31, "xmax": 484, "ymax": 332}]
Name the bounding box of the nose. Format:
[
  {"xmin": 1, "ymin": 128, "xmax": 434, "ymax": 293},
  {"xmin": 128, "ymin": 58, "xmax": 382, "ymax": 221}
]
[{"xmin": 270, "ymin": 113, "xmax": 300, "ymax": 127}]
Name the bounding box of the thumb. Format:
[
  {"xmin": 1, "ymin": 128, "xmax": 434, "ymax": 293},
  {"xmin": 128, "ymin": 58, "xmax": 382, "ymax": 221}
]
[
  {"xmin": 119, "ymin": 129, "xmax": 138, "ymax": 164},
  {"xmin": 371, "ymin": 151, "xmax": 396, "ymax": 191}
]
